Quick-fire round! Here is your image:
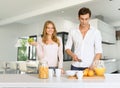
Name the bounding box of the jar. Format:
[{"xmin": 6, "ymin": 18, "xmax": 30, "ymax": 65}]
[
  {"xmin": 94, "ymin": 60, "xmax": 105, "ymax": 68},
  {"xmin": 38, "ymin": 60, "xmax": 48, "ymax": 79},
  {"xmin": 93, "ymin": 60, "xmax": 106, "ymax": 76}
]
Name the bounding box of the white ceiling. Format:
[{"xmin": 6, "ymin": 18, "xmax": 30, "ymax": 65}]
[{"xmin": 0, "ymin": 0, "xmax": 120, "ymax": 29}]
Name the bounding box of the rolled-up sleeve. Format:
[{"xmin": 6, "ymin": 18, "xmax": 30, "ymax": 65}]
[
  {"xmin": 94, "ymin": 30, "xmax": 103, "ymax": 54},
  {"xmin": 36, "ymin": 37, "xmax": 44, "ymax": 60},
  {"xmin": 58, "ymin": 37, "xmax": 63, "ymax": 68},
  {"xmin": 65, "ymin": 30, "xmax": 73, "ymax": 50}
]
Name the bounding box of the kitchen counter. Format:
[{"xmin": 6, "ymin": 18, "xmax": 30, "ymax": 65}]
[{"xmin": 0, "ymin": 74, "xmax": 120, "ymax": 88}]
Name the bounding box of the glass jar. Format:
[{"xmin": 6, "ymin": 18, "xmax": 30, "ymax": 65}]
[
  {"xmin": 38, "ymin": 60, "xmax": 48, "ymax": 79},
  {"xmin": 94, "ymin": 60, "xmax": 105, "ymax": 68},
  {"xmin": 93, "ymin": 60, "xmax": 106, "ymax": 76}
]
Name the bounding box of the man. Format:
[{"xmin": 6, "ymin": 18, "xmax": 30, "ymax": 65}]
[{"xmin": 65, "ymin": 7, "xmax": 102, "ymax": 70}]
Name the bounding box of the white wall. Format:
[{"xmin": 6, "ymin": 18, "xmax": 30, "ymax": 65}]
[
  {"xmin": 0, "ymin": 23, "xmax": 43, "ymax": 61},
  {"xmin": 0, "ymin": 23, "xmax": 26, "ymax": 61}
]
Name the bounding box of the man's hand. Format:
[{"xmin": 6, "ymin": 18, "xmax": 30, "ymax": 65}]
[
  {"xmin": 65, "ymin": 49, "xmax": 82, "ymax": 62},
  {"xmin": 89, "ymin": 64, "xmax": 95, "ymax": 70},
  {"xmin": 89, "ymin": 60, "xmax": 99, "ymax": 70},
  {"xmin": 72, "ymin": 54, "xmax": 82, "ymax": 62}
]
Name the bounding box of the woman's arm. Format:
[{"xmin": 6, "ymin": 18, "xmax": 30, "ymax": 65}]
[
  {"xmin": 29, "ymin": 40, "xmax": 44, "ymax": 60},
  {"xmin": 57, "ymin": 37, "xmax": 63, "ymax": 69}
]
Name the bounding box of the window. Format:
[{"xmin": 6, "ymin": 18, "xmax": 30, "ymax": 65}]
[
  {"xmin": 17, "ymin": 35, "xmax": 37, "ymax": 61},
  {"xmin": 17, "ymin": 38, "xmax": 29, "ymax": 61}
]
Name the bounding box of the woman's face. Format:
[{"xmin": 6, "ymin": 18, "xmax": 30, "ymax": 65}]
[{"xmin": 46, "ymin": 23, "xmax": 54, "ymax": 36}]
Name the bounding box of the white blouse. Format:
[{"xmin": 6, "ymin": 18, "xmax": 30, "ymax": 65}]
[
  {"xmin": 36, "ymin": 37, "xmax": 63, "ymax": 68},
  {"xmin": 65, "ymin": 26, "xmax": 103, "ymax": 67}
]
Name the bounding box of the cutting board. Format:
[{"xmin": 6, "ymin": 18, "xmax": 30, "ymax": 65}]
[
  {"xmin": 67, "ymin": 75, "xmax": 105, "ymax": 79},
  {"xmin": 83, "ymin": 75, "xmax": 105, "ymax": 79},
  {"xmin": 68, "ymin": 76, "xmax": 77, "ymax": 79}
]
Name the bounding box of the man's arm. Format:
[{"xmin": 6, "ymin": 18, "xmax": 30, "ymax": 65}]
[
  {"xmin": 90, "ymin": 53, "xmax": 102, "ymax": 69},
  {"xmin": 94, "ymin": 53, "xmax": 102, "ymax": 60},
  {"xmin": 93, "ymin": 53, "xmax": 102, "ymax": 63},
  {"xmin": 65, "ymin": 30, "xmax": 82, "ymax": 62},
  {"xmin": 90, "ymin": 30, "xmax": 103, "ymax": 69},
  {"xmin": 65, "ymin": 49, "xmax": 81, "ymax": 62}
]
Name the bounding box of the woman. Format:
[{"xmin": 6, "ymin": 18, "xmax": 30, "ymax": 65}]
[{"xmin": 30, "ymin": 20, "xmax": 64, "ymax": 73}]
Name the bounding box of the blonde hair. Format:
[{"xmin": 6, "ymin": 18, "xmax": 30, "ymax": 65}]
[{"xmin": 42, "ymin": 20, "xmax": 60, "ymax": 46}]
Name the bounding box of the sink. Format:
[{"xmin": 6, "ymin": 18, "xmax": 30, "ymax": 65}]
[
  {"xmin": 100, "ymin": 58, "xmax": 116, "ymax": 62},
  {"xmin": 100, "ymin": 58, "xmax": 109, "ymax": 60}
]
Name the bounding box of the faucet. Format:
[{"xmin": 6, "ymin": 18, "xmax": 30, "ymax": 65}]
[
  {"xmin": 101, "ymin": 56, "xmax": 108, "ymax": 60},
  {"xmin": 103, "ymin": 56, "xmax": 107, "ymax": 59}
]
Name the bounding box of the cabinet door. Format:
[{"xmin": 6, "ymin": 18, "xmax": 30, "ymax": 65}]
[
  {"xmin": 116, "ymin": 31, "xmax": 120, "ymax": 40},
  {"xmin": 57, "ymin": 32, "xmax": 72, "ymax": 61},
  {"xmin": 90, "ymin": 19, "xmax": 116, "ymax": 44},
  {"xmin": 104, "ymin": 61, "xmax": 117, "ymax": 73}
]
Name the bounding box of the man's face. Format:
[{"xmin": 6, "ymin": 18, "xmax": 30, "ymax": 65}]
[{"xmin": 79, "ymin": 13, "xmax": 90, "ymax": 27}]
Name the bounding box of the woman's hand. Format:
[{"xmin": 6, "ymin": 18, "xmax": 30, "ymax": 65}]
[
  {"xmin": 61, "ymin": 68, "xmax": 65, "ymax": 74},
  {"xmin": 29, "ymin": 41, "xmax": 38, "ymax": 46}
]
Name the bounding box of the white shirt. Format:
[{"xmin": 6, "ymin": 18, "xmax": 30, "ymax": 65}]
[
  {"xmin": 36, "ymin": 37, "xmax": 63, "ymax": 68},
  {"xmin": 65, "ymin": 26, "xmax": 103, "ymax": 67}
]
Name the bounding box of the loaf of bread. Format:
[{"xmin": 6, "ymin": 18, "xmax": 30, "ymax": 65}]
[{"xmin": 68, "ymin": 76, "xmax": 77, "ymax": 79}]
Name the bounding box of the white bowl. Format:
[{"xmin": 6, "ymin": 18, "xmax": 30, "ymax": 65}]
[{"xmin": 66, "ymin": 70, "xmax": 76, "ymax": 76}]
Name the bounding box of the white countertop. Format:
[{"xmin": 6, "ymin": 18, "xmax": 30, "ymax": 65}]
[{"xmin": 0, "ymin": 74, "xmax": 120, "ymax": 88}]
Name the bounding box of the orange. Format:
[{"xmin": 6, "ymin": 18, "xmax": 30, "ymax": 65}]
[
  {"xmin": 83, "ymin": 69, "xmax": 89, "ymax": 76},
  {"xmin": 83, "ymin": 68, "xmax": 95, "ymax": 77},
  {"xmin": 88, "ymin": 69, "xmax": 95, "ymax": 77}
]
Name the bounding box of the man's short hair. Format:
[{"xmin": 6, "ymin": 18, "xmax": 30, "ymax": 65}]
[{"xmin": 78, "ymin": 7, "xmax": 91, "ymax": 17}]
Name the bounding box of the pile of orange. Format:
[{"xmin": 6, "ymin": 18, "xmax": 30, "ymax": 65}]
[
  {"xmin": 83, "ymin": 68, "xmax": 105, "ymax": 77},
  {"xmin": 83, "ymin": 68, "xmax": 95, "ymax": 77}
]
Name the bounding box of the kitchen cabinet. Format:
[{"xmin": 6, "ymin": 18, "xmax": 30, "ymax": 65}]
[
  {"xmin": 90, "ymin": 19, "xmax": 116, "ymax": 44},
  {"xmin": 28, "ymin": 35, "xmax": 37, "ymax": 60},
  {"xmin": 101, "ymin": 59, "xmax": 118, "ymax": 73},
  {"xmin": 57, "ymin": 32, "xmax": 73, "ymax": 61},
  {"xmin": 116, "ymin": 31, "xmax": 120, "ymax": 40},
  {"xmin": 116, "ymin": 59, "xmax": 120, "ymax": 72}
]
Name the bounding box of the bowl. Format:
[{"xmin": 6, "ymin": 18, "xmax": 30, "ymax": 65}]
[{"xmin": 65, "ymin": 70, "xmax": 76, "ymax": 76}]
